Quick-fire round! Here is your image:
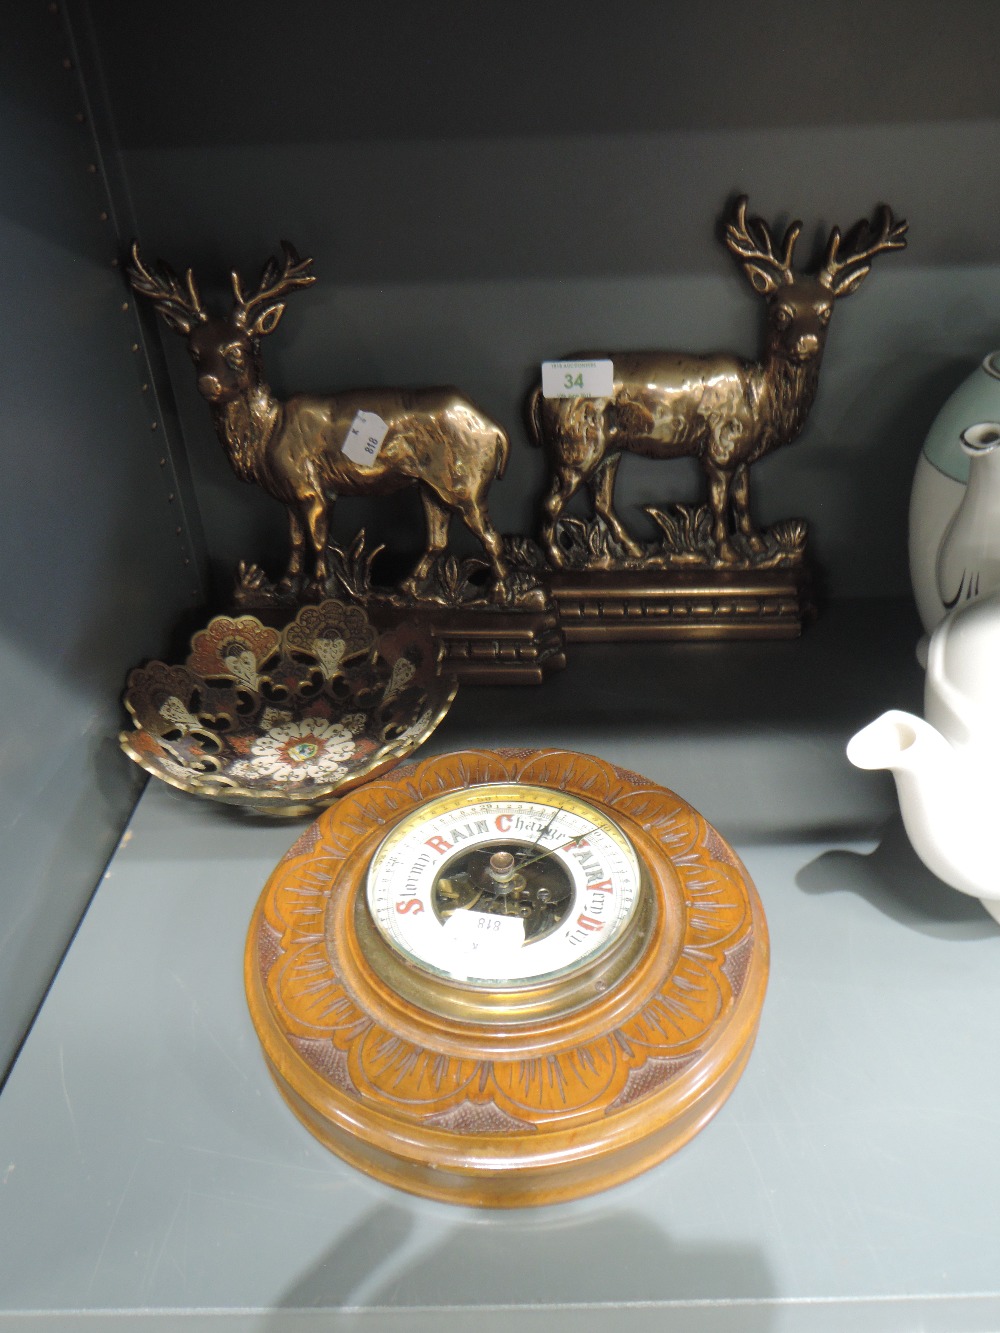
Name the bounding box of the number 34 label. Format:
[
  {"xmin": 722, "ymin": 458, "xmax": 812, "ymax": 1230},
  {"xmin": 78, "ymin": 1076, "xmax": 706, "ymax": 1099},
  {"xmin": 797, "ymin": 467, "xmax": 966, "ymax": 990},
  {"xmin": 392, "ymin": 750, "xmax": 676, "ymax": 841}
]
[
  {"xmin": 342, "ymin": 409, "xmax": 389, "ymax": 466},
  {"xmin": 541, "ymin": 359, "xmax": 614, "ymax": 399}
]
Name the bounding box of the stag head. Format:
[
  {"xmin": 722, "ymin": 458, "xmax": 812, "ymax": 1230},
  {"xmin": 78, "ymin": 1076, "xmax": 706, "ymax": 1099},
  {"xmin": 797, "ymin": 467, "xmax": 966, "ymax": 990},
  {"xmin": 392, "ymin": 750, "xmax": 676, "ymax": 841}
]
[
  {"xmin": 724, "ymin": 197, "xmax": 907, "ymax": 365},
  {"xmin": 128, "ymin": 242, "xmax": 316, "ymax": 404}
]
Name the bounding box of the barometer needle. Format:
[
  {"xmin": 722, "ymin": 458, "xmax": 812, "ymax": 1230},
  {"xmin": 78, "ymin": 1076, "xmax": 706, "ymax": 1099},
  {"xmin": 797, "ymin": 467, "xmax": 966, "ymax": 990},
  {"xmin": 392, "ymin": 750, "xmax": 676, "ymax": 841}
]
[
  {"xmin": 520, "ymin": 805, "xmax": 564, "ymax": 855},
  {"xmin": 515, "ymin": 822, "xmax": 609, "ymax": 873}
]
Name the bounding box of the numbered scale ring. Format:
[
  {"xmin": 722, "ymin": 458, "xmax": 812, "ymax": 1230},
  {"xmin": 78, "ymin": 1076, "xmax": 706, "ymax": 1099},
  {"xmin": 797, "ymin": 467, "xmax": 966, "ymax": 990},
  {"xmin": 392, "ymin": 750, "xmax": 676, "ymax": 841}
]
[{"xmin": 245, "ymin": 749, "xmax": 769, "ymax": 1207}]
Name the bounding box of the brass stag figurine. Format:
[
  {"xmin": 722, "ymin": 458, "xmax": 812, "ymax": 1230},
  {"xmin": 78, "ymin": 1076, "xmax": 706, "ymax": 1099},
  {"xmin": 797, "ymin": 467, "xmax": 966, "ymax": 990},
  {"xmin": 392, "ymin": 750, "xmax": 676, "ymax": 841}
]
[
  {"xmin": 128, "ymin": 243, "xmax": 511, "ymax": 601},
  {"xmin": 528, "ymin": 197, "xmax": 907, "ymax": 568}
]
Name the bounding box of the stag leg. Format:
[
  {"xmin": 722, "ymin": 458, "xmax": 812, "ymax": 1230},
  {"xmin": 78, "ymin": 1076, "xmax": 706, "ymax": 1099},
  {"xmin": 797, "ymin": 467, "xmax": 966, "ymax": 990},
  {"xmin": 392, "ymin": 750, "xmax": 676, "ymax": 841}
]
[
  {"xmin": 590, "ymin": 455, "xmax": 643, "ymax": 558},
  {"xmin": 301, "ymin": 490, "xmax": 330, "ymax": 598},
  {"xmin": 541, "ymin": 467, "xmax": 585, "ymax": 568},
  {"xmin": 730, "ymin": 464, "xmax": 766, "ymax": 553},
  {"xmin": 278, "ymin": 507, "xmax": 307, "ymax": 595},
  {"xmin": 705, "ymin": 463, "xmax": 738, "ymax": 565},
  {"xmin": 455, "ymin": 496, "xmax": 511, "ymax": 604},
  {"xmin": 400, "ymin": 489, "xmax": 452, "ymax": 598}
]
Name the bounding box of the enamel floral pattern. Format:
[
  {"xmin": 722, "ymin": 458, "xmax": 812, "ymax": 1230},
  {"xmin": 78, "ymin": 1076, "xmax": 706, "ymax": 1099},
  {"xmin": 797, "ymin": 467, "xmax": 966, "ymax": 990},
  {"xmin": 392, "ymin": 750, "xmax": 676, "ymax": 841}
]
[{"xmin": 120, "ymin": 600, "xmax": 456, "ymax": 814}]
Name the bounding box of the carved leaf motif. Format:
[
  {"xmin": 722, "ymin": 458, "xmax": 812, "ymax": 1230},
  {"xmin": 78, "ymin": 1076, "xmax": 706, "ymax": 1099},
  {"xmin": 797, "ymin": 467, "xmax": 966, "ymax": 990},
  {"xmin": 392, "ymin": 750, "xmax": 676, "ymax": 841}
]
[
  {"xmin": 614, "ymin": 789, "xmax": 687, "ymax": 831},
  {"xmin": 514, "ymin": 750, "xmax": 617, "ymax": 805},
  {"xmin": 490, "ymin": 1038, "xmax": 624, "ymax": 1122},
  {"xmin": 262, "ymin": 851, "xmax": 335, "ymax": 936},
  {"xmin": 682, "ymin": 861, "xmax": 749, "ymax": 951},
  {"xmin": 348, "ymin": 1030, "xmax": 481, "ymax": 1109},
  {"xmin": 619, "ymin": 959, "xmax": 726, "ymax": 1058}
]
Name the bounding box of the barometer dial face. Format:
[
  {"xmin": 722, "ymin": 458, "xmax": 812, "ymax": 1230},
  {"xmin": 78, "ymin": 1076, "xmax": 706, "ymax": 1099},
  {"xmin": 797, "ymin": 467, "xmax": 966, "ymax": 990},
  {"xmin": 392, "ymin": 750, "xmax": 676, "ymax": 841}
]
[{"xmin": 366, "ymin": 784, "xmax": 642, "ymax": 986}]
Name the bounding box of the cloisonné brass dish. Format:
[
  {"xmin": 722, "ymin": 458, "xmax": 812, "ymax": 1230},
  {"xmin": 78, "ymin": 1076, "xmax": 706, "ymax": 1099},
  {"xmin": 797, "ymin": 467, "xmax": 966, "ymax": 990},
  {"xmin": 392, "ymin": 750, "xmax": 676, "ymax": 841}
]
[
  {"xmin": 245, "ymin": 748, "xmax": 769, "ymax": 1205},
  {"xmin": 120, "ymin": 600, "xmax": 456, "ymax": 817}
]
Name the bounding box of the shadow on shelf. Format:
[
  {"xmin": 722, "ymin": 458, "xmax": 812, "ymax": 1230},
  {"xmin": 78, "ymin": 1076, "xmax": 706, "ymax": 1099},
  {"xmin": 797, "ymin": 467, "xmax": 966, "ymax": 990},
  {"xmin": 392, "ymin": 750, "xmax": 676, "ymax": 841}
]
[
  {"xmin": 264, "ymin": 1201, "xmax": 778, "ymax": 1328},
  {"xmin": 795, "ymin": 815, "xmax": 998, "ymax": 941}
]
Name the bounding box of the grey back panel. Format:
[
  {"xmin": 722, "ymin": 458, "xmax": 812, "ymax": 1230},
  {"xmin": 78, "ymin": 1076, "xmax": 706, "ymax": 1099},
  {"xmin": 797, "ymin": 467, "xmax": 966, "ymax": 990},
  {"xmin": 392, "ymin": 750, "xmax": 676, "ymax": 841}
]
[
  {"xmin": 85, "ymin": 0, "xmax": 1000, "ymax": 599},
  {"xmin": 0, "ymin": 6, "xmax": 199, "ymax": 1074}
]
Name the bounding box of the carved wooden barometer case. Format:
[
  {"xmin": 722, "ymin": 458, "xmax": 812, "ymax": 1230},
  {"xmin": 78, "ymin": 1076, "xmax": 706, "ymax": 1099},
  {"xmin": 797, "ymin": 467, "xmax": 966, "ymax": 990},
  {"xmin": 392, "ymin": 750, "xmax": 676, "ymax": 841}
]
[{"xmin": 245, "ymin": 749, "xmax": 769, "ymax": 1205}]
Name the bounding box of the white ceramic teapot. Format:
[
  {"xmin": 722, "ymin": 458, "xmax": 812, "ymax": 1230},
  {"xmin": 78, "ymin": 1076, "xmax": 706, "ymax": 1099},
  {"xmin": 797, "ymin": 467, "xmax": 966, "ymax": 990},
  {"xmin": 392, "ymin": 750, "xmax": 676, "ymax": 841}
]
[{"xmin": 847, "ymin": 590, "xmax": 1000, "ymax": 922}]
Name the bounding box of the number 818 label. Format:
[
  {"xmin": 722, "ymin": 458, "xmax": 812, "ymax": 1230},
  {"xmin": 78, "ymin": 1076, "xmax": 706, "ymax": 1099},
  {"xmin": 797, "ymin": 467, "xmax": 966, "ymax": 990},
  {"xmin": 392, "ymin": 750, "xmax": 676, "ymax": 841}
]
[
  {"xmin": 541, "ymin": 359, "xmax": 614, "ymax": 399},
  {"xmin": 342, "ymin": 409, "xmax": 389, "ymax": 466}
]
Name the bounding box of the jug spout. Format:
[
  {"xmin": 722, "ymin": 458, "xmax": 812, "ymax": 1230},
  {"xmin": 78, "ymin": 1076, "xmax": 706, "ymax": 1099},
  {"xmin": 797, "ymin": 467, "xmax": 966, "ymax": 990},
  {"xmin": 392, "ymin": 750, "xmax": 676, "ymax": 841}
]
[
  {"xmin": 847, "ymin": 711, "xmax": 990, "ymax": 901},
  {"xmin": 846, "ymin": 709, "xmax": 946, "ymax": 776}
]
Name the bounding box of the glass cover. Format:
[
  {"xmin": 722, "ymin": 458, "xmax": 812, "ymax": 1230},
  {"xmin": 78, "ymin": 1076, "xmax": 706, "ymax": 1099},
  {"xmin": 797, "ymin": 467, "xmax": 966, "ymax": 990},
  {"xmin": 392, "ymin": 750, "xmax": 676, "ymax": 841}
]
[{"xmin": 365, "ymin": 783, "xmax": 642, "ymax": 987}]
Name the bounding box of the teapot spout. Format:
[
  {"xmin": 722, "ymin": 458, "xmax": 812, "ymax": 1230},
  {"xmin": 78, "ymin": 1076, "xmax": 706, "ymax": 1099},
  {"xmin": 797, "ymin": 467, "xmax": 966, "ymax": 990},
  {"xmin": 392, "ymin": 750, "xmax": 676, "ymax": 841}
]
[
  {"xmin": 847, "ymin": 711, "xmax": 989, "ymax": 901},
  {"xmin": 847, "ymin": 709, "xmax": 948, "ymax": 776}
]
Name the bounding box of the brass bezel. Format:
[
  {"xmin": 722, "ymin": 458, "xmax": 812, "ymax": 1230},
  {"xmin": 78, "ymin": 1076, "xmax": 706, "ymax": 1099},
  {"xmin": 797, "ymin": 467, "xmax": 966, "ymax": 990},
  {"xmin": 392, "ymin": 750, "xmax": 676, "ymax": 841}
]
[{"xmin": 350, "ymin": 782, "xmax": 659, "ymax": 1025}]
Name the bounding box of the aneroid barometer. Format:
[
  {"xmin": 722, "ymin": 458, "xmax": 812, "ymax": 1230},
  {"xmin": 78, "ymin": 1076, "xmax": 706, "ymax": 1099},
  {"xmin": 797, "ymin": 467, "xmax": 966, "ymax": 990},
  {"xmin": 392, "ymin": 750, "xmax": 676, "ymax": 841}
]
[{"xmin": 245, "ymin": 749, "xmax": 768, "ymax": 1206}]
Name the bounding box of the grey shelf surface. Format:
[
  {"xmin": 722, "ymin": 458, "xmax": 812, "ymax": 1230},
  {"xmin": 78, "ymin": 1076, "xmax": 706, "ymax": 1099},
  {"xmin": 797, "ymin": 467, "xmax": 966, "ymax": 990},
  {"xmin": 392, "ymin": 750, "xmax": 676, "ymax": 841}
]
[{"xmin": 2, "ymin": 600, "xmax": 999, "ymax": 1332}]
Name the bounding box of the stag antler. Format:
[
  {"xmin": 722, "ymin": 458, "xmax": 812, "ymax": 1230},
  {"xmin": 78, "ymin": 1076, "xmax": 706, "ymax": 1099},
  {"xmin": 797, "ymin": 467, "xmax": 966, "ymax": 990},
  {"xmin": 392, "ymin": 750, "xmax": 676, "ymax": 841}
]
[
  {"xmin": 724, "ymin": 196, "xmax": 802, "ymax": 285},
  {"xmin": 231, "ymin": 241, "xmax": 316, "ymax": 329},
  {"xmin": 819, "ymin": 206, "xmax": 908, "ymax": 293},
  {"xmin": 127, "ymin": 242, "xmax": 207, "ymax": 335}
]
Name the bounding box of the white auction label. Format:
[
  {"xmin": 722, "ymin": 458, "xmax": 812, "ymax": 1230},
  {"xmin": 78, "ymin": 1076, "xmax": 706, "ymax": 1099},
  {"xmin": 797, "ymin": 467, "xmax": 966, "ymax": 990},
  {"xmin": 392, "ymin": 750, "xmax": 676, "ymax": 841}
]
[
  {"xmin": 342, "ymin": 409, "xmax": 389, "ymax": 465},
  {"xmin": 541, "ymin": 359, "xmax": 614, "ymax": 399},
  {"xmin": 441, "ymin": 909, "xmax": 525, "ymax": 959}
]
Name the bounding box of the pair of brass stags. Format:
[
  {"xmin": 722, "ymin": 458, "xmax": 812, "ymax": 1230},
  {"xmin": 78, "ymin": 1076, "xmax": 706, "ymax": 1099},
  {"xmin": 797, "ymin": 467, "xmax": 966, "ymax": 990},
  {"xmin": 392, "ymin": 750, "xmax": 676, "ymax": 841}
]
[{"xmin": 128, "ymin": 196, "xmax": 906, "ymax": 598}]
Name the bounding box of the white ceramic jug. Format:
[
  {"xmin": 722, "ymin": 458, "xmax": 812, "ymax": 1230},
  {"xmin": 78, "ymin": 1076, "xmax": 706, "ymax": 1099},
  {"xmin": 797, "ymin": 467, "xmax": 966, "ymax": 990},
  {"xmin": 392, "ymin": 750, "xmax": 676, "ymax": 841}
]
[{"xmin": 847, "ymin": 590, "xmax": 1000, "ymax": 922}]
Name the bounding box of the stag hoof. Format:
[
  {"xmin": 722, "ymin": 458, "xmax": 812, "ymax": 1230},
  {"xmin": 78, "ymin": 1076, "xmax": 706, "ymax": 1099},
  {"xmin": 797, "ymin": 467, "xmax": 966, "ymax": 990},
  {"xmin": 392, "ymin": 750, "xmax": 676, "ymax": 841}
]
[
  {"xmin": 713, "ymin": 542, "xmax": 740, "ymax": 566},
  {"xmin": 277, "ymin": 574, "xmax": 304, "ymax": 597}
]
